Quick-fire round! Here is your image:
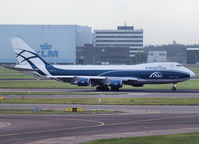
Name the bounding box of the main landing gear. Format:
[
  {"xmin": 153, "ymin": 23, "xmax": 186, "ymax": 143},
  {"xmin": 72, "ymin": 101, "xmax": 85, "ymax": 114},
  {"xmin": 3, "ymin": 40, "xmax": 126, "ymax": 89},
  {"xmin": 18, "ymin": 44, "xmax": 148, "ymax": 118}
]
[
  {"xmin": 111, "ymin": 87, "xmax": 119, "ymax": 91},
  {"xmin": 171, "ymin": 83, "xmax": 177, "ymax": 92},
  {"xmin": 96, "ymin": 86, "xmax": 109, "ymax": 91},
  {"xmin": 96, "ymin": 86, "xmax": 120, "ymax": 91}
]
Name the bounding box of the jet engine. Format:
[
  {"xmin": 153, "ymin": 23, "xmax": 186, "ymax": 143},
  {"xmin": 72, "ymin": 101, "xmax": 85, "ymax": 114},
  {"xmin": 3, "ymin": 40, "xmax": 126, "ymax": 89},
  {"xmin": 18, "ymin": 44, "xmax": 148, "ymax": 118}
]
[
  {"xmin": 110, "ymin": 80, "xmax": 123, "ymax": 88},
  {"xmin": 77, "ymin": 78, "xmax": 90, "ymax": 86}
]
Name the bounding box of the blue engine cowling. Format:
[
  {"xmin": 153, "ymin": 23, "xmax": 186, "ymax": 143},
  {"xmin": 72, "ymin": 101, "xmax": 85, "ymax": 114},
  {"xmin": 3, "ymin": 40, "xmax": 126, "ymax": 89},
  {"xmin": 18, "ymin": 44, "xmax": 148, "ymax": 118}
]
[
  {"xmin": 77, "ymin": 78, "xmax": 90, "ymax": 86},
  {"xmin": 110, "ymin": 80, "xmax": 123, "ymax": 88}
]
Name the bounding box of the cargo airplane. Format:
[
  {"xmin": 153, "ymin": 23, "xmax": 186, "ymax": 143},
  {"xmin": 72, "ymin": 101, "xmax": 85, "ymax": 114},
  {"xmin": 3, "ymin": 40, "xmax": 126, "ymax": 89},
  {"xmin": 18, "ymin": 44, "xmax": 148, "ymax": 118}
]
[{"xmin": 7, "ymin": 37, "xmax": 195, "ymax": 91}]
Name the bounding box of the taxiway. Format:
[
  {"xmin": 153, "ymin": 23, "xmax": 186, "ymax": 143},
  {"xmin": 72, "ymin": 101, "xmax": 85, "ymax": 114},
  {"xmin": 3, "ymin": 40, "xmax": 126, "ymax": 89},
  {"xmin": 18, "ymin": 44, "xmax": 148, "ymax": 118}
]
[
  {"xmin": 1, "ymin": 113, "xmax": 199, "ymax": 144},
  {"xmin": 1, "ymin": 88, "xmax": 199, "ymax": 99}
]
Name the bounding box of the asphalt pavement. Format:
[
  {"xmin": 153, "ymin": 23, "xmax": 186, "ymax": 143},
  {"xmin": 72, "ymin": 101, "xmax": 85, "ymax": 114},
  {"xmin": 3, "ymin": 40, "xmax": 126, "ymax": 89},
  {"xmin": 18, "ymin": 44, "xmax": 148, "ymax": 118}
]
[
  {"xmin": 0, "ymin": 88, "xmax": 199, "ymax": 99},
  {"xmin": 0, "ymin": 87, "xmax": 199, "ymax": 144},
  {"xmin": 1, "ymin": 113, "xmax": 199, "ymax": 144}
]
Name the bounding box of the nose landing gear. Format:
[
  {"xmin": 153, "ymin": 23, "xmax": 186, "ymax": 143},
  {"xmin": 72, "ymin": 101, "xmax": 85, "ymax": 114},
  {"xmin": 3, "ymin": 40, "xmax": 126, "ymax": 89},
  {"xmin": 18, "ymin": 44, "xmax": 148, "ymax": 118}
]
[{"xmin": 172, "ymin": 83, "xmax": 177, "ymax": 92}]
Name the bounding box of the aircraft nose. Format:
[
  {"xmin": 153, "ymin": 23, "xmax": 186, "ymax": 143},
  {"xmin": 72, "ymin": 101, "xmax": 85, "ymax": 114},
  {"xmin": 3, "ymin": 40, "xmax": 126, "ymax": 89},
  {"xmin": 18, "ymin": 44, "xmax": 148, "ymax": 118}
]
[{"xmin": 190, "ymin": 71, "xmax": 195, "ymax": 78}]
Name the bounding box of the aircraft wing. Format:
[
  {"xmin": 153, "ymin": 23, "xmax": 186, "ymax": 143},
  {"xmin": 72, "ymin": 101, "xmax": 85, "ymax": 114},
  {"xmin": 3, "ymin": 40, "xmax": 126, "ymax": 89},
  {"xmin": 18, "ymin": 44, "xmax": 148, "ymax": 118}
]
[
  {"xmin": 47, "ymin": 75, "xmax": 106, "ymax": 83},
  {"xmin": 117, "ymin": 77, "xmax": 139, "ymax": 81},
  {"xmin": 47, "ymin": 76, "xmax": 105, "ymax": 79},
  {"xmin": 47, "ymin": 75, "xmax": 139, "ymax": 84},
  {"xmin": 3, "ymin": 66, "xmax": 39, "ymax": 72}
]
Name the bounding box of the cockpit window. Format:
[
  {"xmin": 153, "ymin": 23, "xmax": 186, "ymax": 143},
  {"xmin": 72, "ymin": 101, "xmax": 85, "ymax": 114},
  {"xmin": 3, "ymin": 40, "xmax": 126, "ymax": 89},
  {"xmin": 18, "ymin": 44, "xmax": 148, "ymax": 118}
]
[{"xmin": 177, "ymin": 64, "xmax": 182, "ymax": 67}]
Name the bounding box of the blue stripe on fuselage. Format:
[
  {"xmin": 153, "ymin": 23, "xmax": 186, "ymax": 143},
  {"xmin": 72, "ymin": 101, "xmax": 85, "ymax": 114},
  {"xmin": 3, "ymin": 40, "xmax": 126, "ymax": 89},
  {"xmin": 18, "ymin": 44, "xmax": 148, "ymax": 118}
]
[{"xmin": 46, "ymin": 65, "xmax": 190, "ymax": 80}]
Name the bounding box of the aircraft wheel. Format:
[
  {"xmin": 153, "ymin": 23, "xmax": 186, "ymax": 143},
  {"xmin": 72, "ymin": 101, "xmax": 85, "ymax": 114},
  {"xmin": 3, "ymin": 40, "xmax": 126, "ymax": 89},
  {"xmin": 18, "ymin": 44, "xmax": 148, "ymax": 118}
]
[
  {"xmin": 111, "ymin": 87, "xmax": 119, "ymax": 91},
  {"xmin": 96, "ymin": 86, "xmax": 101, "ymax": 91},
  {"xmin": 96, "ymin": 86, "xmax": 109, "ymax": 91},
  {"xmin": 172, "ymin": 87, "xmax": 176, "ymax": 92},
  {"xmin": 104, "ymin": 86, "xmax": 110, "ymax": 91}
]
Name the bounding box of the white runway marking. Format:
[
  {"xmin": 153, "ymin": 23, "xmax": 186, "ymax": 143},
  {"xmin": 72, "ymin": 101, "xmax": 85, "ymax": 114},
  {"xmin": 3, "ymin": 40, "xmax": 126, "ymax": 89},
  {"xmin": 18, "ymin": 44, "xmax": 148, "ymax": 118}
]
[{"xmin": 0, "ymin": 122, "xmax": 11, "ymax": 128}]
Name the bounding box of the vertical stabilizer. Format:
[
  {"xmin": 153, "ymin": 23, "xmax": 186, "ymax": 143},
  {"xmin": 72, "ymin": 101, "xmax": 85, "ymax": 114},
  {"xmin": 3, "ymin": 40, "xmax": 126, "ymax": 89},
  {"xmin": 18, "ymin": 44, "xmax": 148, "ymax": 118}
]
[{"xmin": 10, "ymin": 37, "xmax": 51, "ymax": 76}]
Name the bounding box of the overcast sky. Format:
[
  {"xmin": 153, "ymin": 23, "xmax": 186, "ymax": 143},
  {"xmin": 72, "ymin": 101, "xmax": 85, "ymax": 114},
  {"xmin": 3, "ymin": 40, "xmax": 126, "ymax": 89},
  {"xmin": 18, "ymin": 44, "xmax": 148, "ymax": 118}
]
[{"xmin": 1, "ymin": 0, "xmax": 199, "ymax": 45}]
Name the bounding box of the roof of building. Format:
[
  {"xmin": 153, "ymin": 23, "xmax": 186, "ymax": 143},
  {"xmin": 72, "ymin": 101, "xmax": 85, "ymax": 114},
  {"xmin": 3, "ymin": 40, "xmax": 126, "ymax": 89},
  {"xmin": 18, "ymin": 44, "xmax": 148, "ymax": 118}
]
[{"xmin": 187, "ymin": 48, "xmax": 199, "ymax": 51}]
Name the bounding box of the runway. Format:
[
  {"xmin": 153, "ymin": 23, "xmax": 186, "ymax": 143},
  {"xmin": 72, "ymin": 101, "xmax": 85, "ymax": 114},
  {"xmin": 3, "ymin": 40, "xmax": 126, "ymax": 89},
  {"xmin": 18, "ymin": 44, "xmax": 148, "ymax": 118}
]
[
  {"xmin": 1, "ymin": 88, "xmax": 199, "ymax": 93},
  {"xmin": 0, "ymin": 88, "xmax": 199, "ymax": 144},
  {"xmin": 1, "ymin": 113, "xmax": 199, "ymax": 144},
  {"xmin": 1, "ymin": 88, "xmax": 199, "ymax": 99},
  {"xmin": 2, "ymin": 104, "xmax": 199, "ymax": 114}
]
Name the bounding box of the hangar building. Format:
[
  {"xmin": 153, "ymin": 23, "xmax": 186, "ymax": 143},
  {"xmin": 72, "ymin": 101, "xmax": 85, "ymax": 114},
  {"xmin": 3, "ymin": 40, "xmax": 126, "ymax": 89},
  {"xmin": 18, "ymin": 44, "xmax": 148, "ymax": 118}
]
[
  {"xmin": 186, "ymin": 48, "xmax": 199, "ymax": 64},
  {"xmin": 0, "ymin": 25, "xmax": 92, "ymax": 64}
]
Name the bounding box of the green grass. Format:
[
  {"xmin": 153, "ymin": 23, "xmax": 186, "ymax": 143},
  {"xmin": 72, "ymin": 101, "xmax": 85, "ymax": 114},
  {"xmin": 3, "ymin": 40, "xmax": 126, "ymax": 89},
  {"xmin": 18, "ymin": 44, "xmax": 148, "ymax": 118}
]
[
  {"xmin": 85, "ymin": 132, "xmax": 199, "ymax": 144},
  {"xmin": 0, "ymin": 67, "xmax": 34, "ymax": 79},
  {"xmin": 1, "ymin": 98, "xmax": 199, "ymax": 105},
  {"xmin": 124, "ymin": 79, "xmax": 199, "ymax": 90},
  {"xmin": 0, "ymin": 109, "xmax": 119, "ymax": 114},
  {"xmin": 0, "ymin": 80, "xmax": 80, "ymax": 88},
  {"xmin": 0, "ymin": 92, "xmax": 126, "ymax": 95}
]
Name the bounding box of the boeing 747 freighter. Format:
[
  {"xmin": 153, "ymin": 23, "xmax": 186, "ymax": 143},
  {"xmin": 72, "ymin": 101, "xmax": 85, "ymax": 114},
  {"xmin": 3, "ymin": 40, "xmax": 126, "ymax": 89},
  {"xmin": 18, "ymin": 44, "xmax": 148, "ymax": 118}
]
[{"xmin": 7, "ymin": 37, "xmax": 195, "ymax": 91}]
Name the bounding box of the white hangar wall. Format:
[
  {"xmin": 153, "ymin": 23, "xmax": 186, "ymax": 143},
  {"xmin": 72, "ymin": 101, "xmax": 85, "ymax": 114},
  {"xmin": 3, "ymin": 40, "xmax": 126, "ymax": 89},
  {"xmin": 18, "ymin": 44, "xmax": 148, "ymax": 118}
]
[{"xmin": 0, "ymin": 25, "xmax": 92, "ymax": 64}]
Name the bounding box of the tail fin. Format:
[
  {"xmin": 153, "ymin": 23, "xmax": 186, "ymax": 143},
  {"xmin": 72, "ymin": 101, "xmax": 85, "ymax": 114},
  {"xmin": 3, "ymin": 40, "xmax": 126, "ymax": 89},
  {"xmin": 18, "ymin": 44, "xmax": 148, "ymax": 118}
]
[
  {"xmin": 10, "ymin": 37, "xmax": 51, "ymax": 76},
  {"xmin": 10, "ymin": 37, "xmax": 49, "ymax": 67}
]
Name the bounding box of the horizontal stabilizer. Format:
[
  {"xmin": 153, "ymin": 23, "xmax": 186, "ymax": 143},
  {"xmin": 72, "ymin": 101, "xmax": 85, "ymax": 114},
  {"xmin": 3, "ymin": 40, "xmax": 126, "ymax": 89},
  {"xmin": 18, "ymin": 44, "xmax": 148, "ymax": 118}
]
[{"xmin": 4, "ymin": 66, "xmax": 39, "ymax": 72}]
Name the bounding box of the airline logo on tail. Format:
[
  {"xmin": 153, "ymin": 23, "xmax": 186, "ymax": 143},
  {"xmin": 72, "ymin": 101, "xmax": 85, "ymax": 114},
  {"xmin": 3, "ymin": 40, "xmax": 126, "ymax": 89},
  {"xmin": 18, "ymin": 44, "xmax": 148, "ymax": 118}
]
[
  {"xmin": 10, "ymin": 37, "xmax": 52, "ymax": 76},
  {"xmin": 16, "ymin": 49, "xmax": 48, "ymax": 66}
]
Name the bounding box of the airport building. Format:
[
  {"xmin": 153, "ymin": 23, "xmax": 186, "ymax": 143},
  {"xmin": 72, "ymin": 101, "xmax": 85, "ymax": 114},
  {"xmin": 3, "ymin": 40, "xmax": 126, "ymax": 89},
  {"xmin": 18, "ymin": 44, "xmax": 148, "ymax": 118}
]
[
  {"xmin": 0, "ymin": 25, "xmax": 144, "ymax": 65},
  {"xmin": 76, "ymin": 25, "xmax": 144, "ymax": 65},
  {"xmin": 0, "ymin": 25, "xmax": 92, "ymax": 64},
  {"xmin": 93, "ymin": 26, "xmax": 144, "ymax": 58},
  {"xmin": 186, "ymin": 48, "xmax": 199, "ymax": 64},
  {"xmin": 76, "ymin": 44, "xmax": 131, "ymax": 65}
]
